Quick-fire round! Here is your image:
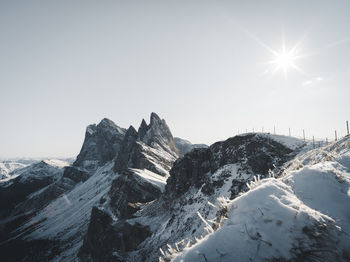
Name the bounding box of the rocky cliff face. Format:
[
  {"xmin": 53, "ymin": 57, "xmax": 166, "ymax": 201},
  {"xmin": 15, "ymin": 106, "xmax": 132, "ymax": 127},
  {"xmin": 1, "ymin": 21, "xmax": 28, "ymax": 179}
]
[
  {"xmin": 79, "ymin": 113, "xmax": 181, "ymax": 261},
  {"xmin": 78, "ymin": 169, "xmax": 164, "ymax": 262},
  {"xmin": 74, "ymin": 118, "xmax": 127, "ymax": 169},
  {"xmin": 114, "ymin": 112, "xmax": 178, "ymax": 177},
  {"xmin": 140, "ymin": 113, "xmax": 178, "ymax": 155},
  {"xmin": 166, "ymin": 133, "xmax": 296, "ymax": 198}
]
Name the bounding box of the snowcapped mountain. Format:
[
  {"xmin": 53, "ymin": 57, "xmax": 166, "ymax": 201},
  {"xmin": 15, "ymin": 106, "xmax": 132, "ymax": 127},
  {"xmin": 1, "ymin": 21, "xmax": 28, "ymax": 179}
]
[
  {"xmin": 77, "ymin": 133, "xmax": 307, "ymax": 261},
  {"xmin": 0, "ymin": 158, "xmax": 73, "ymax": 180},
  {"xmin": 0, "ymin": 161, "xmax": 28, "ymax": 180},
  {"xmin": 1, "ymin": 113, "xmax": 349, "ymax": 262},
  {"xmin": 0, "ymin": 113, "xmax": 182, "ymax": 261}
]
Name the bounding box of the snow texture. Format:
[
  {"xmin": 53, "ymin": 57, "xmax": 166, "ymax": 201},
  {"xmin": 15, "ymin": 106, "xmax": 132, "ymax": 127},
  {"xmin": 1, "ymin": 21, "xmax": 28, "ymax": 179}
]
[
  {"xmin": 172, "ymin": 136, "xmax": 350, "ymax": 262},
  {"xmin": 20, "ymin": 162, "xmax": 116, "ymax": 261}
]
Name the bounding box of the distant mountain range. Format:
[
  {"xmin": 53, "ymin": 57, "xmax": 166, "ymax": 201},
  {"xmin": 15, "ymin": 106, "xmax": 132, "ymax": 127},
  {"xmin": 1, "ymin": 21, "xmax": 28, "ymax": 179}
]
[
  {"xmin": 0, "ymin": 113, "xmax": 349, "ymax": 262},
  {"xmin": 0, "ymin": 158, "xmax": 73, "ymax": 180}
]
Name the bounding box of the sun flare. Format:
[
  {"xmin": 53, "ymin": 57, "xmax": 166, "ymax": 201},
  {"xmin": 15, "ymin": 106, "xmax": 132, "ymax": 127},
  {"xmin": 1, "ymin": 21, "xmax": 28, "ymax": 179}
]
[
  {"xmin": 262, "ymin": 36, "xmax": 307, "ymax": 78},
  {"xmin": 269, "ymin": 48, "xmax": 299, "ymax": 76}
]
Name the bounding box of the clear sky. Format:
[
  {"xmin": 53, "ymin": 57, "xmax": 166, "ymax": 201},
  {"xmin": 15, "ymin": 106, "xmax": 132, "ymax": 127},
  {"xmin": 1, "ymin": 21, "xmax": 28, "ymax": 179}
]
[{"xmin": 1, "ymin": 0, "xmax": 350, "ymax": 158}]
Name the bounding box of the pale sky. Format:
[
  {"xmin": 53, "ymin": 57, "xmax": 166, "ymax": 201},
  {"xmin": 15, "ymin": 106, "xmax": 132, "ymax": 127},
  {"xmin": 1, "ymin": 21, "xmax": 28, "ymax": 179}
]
[{"xmin": 1, "ymin": 0, "xmax": 350, "ymax": 158}]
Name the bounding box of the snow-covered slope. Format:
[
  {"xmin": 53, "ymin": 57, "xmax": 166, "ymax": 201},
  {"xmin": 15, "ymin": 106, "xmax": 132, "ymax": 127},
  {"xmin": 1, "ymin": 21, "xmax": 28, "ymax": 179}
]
[
  {"xmin": 130, "ymin": 168, "xmax": 167, "ymax": 192},
  {"xmin": 0, "ymin": 160, "xmax": 69, "ymax": 218},
  {"xmin": 256, "ymin": 133, "xmax": 307, "ymax": 150},
  {"xmin": 171, "ymin": 136, "xmax": 350, "ymax": 262},
  {"xmin": 21, "ymin": 162, "xmax": 117, "ymax": 261}
]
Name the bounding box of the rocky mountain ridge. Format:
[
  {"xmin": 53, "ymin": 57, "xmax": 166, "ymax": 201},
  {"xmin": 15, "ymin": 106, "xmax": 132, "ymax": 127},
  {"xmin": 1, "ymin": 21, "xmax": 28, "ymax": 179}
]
[{"xmin": 2, "ymin": 113, "xmax": 348, "ymax": 262}]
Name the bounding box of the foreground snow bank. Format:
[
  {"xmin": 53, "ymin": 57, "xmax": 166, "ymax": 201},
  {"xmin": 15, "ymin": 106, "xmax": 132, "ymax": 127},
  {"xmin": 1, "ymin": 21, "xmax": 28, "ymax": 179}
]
[{"xmin": 172, "ymin": 136, "xmax": 350, "ymax": 262}]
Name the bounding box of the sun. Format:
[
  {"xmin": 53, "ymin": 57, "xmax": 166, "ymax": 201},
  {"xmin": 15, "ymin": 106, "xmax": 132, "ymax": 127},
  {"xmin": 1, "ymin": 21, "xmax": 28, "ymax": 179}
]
[
  {"xmin": 265, "ymin": 40, "xmax": 307, "ymax": 78},
  {"xmin": 269, "ymin": 48, "xmax": 299, "ymax": 76},
  {"xmin": 274, "ymin": 51, "xmax": 296, "ymax": 70},
  {"xmin": 238, "ymin": 27, "xmax": 308, "ymax": 78}
]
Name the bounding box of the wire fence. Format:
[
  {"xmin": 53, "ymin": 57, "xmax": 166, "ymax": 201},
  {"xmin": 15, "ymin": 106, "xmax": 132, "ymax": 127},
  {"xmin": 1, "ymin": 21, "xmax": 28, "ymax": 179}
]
[{"xmin": 237, "ymin": 120, "xmax": 349, "ymax": 149}]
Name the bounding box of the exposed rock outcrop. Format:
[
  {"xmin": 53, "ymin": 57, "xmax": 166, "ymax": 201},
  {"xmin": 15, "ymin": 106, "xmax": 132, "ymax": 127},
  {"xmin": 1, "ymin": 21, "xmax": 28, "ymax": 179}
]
[
  {"xmin": 166, "ymin": 133, "xmax": 295, "ymax": 198},
  {"xmin": 79, "ymin": 113, "xmax": 180, "ymax": 261},
  {"xmin": 74, "ymin": 118, "xmax": 127, "ymax": 168},
  {"xmin": 114, "ymin": 113, "xmax": 179, "ymax": 177},
  {"xmin": 78, "ymin": 169, "xmax": 164, "ymax": 262}
]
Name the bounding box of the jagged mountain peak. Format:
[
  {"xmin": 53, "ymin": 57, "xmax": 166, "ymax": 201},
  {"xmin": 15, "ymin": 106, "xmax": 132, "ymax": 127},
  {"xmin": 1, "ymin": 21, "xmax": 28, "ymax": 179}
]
[
  {"xmin": 137, "ymin": 112, "xmax": 178, "ymax": 156},
  {"xmin": 138, "ymin": 119, "xmax": 148, "ymax": 140},
  {"xmin": 98, "ymin": 118, "xmax": 126, "ymax": 135},
  {"xmin": 138, "ymin": 112, "xmax": 168, "ymax": 140},
  {"xmin": 98, "ymin": 117, "xmax": 116, "ymax": 128},
  {"xmin": 85, "ymin": 118, "xmax": 126, "ymax": 137},
  {"xmin": 150, "ymin": 112, "xmax": 161, "ymax": 124},
  {"xmin": 74, "ymin": 118, "xmax": 127, "ymax": 168},
  {"xmin": 125, "ymin": 125, "xmax": 138, "ymax": 137},
  {"xmin": 114, "ymin": 114, "xmax": 178, "ymax": 176}
]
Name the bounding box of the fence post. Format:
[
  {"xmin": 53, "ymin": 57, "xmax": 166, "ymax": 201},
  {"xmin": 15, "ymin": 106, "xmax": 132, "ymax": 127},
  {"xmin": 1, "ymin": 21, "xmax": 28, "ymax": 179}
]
[
  {"xmin": 335, "ymin": 130, "xmax": 337, "ymax": 141},
  {"xmin": 303, "ymin": 129, "xmax": 305, "ymax": 141},
  {"xmin": 326, "ymin": 137, "xmax": 328, "ymax": 144},
  {"xmin": 313, "ymin": 136, "xmax": 315, "ymax": 148},
  {"xmin": 347, "ymin": 120, "xmax": 349, "ymax": 135}
]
